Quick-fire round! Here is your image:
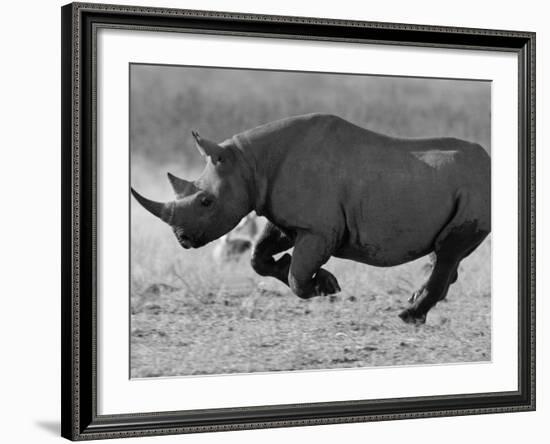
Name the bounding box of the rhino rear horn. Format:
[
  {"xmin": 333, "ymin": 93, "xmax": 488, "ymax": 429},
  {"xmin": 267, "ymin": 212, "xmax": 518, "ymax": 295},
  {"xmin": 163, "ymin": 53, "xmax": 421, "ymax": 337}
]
[
  {"xmin": 167, "ymin": 172, "xmax": 197, "ymax": 197},
  {"xmin": 131, "ymin": 188, "xmax": 173, "ymax": 224},
  {"xmin": 192, "ymin": 130, "xmax": 223, "ymax": 163}
]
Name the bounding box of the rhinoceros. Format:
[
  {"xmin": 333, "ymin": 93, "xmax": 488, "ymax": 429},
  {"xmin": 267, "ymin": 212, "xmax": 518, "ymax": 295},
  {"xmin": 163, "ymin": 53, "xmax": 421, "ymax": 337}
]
[{"xmin": 131, "ymin": 113, "xmax": 490, "ymax": 324}]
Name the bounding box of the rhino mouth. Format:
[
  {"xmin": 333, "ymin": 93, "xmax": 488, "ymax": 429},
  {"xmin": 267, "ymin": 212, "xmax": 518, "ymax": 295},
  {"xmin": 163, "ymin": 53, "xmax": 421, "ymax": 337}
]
[
  {"xmin": 173, "ymin": 228, "xmax": 195, "ymax": 249},
  {"xmin": 178, "ymin": 237, "xmax": 193, "ymax": 249},
  {"xmin": 172, "ymin": 226, "xmax": 212, "ymax": 249}
]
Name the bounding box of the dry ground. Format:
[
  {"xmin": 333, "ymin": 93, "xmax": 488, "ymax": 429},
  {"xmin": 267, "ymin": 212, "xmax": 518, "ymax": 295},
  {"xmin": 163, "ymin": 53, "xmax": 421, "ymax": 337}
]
[{"xmin": 130, "ymin": 212, "xmax": 491, "ymax": 377}]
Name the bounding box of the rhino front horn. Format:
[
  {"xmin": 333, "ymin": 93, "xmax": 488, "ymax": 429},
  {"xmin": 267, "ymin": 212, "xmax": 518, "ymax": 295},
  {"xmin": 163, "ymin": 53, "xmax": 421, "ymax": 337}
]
[
  {"xmin": 167, "ymin": 172, "xmax": 197, "ymax": 198},
  {"xmin": 131, "ymin": 188, "xmax": 173, "ymax": 224}
]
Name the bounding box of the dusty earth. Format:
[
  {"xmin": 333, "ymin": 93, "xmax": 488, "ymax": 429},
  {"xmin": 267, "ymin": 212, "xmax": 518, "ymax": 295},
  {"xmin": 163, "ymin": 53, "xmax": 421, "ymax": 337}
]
[{"xmin": 130, "ymin": 237, "xmax": 491, "ymax": 378}]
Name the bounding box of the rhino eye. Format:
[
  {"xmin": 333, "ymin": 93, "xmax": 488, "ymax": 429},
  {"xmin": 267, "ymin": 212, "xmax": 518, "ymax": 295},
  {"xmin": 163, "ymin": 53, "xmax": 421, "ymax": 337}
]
[{"xmin": 200, "ymin": 196, "xmax": 213, "ymax": 207}]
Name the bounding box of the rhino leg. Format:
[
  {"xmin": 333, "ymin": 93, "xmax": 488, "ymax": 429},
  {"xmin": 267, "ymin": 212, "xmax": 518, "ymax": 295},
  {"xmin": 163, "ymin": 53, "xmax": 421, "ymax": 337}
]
[
  {"xmin": 288, "ymin": 234, "xmax": 341, "ymax": 299},
  {"xmin": 251, "ymin": 222, "xmax": 294, "ymax": 285},
  {"xmin": 400, "ymin": 190, "xmax": 489, "ymax": 324},
  {"xmin": 409, "ymin": 240, "xmax": 482, "ymax": 306}
]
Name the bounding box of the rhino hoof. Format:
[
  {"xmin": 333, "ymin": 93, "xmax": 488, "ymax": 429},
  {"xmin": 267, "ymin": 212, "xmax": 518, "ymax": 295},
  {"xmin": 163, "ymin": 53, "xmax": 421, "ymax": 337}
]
[
  {"xmin": 314, "ymin": 269, "xmax": 341, "ymax": 296},
  {"xmin": 398, "ymin": 308, "xmax": 427, "ymax": 325}
]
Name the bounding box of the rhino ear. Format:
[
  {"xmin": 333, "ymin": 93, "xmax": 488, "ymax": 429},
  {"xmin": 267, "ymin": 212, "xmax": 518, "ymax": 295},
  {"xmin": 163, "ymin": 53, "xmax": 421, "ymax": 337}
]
[
  {"xmin": 192, "ymin": 131, "xmax": 224, "ymax": 164},
  {"xmin": 167, "ymin": 172, "xmax": 197, "ymax": 198}
]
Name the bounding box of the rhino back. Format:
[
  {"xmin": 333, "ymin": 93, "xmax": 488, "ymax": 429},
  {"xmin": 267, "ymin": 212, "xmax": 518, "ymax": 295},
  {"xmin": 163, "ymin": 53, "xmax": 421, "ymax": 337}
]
[
  {"xmin": 238, "ymin": 113, "xmax": 489, "ymax": 265},
  {"xmin": 239, "ymin": 114, "xmax": 376, "ymax": 229}
]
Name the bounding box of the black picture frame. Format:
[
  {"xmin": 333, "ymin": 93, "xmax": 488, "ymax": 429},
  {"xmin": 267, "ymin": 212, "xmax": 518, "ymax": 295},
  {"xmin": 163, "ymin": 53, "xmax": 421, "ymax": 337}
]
[{"xmin": 61, "ymin": 2, "xmax": 536, "ymax": 440}]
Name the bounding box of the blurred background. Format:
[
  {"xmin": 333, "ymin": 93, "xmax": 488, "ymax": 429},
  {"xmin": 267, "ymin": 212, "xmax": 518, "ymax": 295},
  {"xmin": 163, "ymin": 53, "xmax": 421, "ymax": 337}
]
[
  {"xmin": 130, "ymin": 64, "xmax": 491, "ymax": 378},
  {"xmin": 131, "ymin": 64, "xmax": 490, "ymax": 171}
]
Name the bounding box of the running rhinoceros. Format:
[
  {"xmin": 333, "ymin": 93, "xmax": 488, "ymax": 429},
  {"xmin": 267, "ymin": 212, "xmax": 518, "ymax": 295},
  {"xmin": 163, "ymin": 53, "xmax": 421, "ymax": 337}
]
[{"xmin": 131, "ymin": 113, "xmax": 490, "ymax": 324}]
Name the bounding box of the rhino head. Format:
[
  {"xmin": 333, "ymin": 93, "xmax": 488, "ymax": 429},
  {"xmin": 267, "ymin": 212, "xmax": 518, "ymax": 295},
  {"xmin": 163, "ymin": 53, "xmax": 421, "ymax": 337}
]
[{"xmin": 131, "ymin": 131, "xmax": 253, "ymax": 249}]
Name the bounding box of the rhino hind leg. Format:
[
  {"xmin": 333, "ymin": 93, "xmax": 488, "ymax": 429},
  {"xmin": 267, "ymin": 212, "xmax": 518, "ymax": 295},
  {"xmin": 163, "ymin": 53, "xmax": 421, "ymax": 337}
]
[
  {"xmin": 400, "ymin": 189, "xmax": 490, "ymax": 324},
  {"xmin": 407, "ymin": 244, "xmax": 475, "ymax": 305}
]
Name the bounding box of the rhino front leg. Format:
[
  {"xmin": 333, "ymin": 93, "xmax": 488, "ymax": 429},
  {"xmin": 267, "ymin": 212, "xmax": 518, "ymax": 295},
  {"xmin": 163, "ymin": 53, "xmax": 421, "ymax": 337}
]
[
  {"xmin": 251, "ymin": 222, "xmax": 294, "ymax": 285},
  {"xmin": 288, "ymin": 233, "xmax": 341, "ymax": 299}
]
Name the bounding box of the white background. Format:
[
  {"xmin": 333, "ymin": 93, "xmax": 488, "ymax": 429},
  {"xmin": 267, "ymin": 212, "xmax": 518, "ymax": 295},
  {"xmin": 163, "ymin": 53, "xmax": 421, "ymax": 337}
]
[{"xmin": 0, "ymin": 0, "xmax": 546, "ymax": 443}]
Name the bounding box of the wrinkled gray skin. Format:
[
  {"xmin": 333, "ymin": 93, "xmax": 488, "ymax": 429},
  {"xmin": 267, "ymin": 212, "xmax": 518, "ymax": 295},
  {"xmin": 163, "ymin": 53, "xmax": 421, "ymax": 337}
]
[{"xmin": 132, "ymin": 113, "xmax": 490, "ymax": 324}]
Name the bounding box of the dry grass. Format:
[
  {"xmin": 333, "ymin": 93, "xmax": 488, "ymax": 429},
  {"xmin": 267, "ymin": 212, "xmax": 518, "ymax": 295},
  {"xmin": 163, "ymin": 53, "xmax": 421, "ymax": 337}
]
[{"xmin": 130, "ymin": 65, "xmax": 491, "ymax": 378}]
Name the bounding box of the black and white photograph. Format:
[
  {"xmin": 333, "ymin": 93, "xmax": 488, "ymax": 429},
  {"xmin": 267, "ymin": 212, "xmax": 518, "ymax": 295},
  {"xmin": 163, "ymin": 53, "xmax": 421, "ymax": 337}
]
[{"xmin": 129, "ymin": 65, "xmax": 491, "ymax": 378}]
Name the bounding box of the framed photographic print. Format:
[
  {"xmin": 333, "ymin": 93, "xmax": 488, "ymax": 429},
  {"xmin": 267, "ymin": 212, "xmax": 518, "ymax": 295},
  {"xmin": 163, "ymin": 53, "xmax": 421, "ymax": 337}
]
[{"xmin": 61, "ymin": 2, "xmax": 536, "ymax": 440}]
